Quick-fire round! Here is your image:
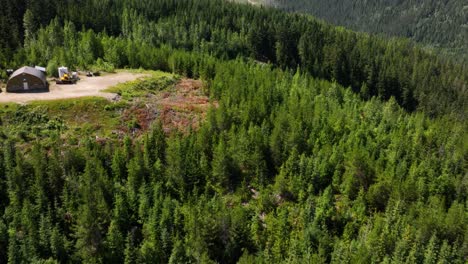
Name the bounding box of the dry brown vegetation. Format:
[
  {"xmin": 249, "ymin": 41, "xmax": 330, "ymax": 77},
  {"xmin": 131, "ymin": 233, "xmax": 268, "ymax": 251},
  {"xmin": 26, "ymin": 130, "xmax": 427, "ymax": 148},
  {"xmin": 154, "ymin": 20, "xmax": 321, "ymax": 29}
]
[{"xmin": 121, "ymin": 78, "xmax": 217, "ymax": 135}]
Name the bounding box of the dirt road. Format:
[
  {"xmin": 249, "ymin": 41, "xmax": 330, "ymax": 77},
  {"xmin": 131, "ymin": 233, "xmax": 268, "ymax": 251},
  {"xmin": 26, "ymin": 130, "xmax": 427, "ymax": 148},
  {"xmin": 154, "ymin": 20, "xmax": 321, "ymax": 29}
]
[{"xmin": 0, "ymin": 72, "xmax": 147, "ymax": 104}]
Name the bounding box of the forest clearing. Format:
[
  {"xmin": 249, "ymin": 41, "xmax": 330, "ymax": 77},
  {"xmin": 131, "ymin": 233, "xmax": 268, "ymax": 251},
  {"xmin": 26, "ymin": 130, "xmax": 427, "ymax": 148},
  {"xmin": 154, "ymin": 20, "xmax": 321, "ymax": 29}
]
[
  {"xmin": 0, "ymin": 71, "xmax": 147, "ymax": 103},
  {"xmin": 0, "ymin": 71, "xmax": 214, "ymax": 143}
]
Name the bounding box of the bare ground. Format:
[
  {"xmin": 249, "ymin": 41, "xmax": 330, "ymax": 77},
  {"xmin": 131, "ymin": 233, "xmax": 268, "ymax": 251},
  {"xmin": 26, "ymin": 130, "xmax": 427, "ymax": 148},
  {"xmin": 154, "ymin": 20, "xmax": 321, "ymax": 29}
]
[
  {"xmin": 0, "ymin": 72, "xmax": 147, "ymax": 104},
  {"xmin": 120, "ymin": 79, "xmax": 218, "ymax": 134},
  {"xmin": 158, "ymin": 79, "xmax": 217, "ymax": 132}
]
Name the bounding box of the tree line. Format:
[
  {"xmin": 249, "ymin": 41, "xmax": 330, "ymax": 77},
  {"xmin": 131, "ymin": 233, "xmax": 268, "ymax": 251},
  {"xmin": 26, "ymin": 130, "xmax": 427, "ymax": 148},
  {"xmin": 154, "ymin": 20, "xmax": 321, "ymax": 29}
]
[{"xmin": 0, "ymin": 0, "xmax": 466, "ymax": 118}]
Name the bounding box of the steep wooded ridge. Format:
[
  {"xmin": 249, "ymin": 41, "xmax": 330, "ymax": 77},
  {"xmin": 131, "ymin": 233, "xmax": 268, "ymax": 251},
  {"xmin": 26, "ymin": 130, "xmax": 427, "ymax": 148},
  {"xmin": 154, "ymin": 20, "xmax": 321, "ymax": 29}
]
[
  {"xmin": 244, "ymin": 0, "xmax": 468, "ymax": 63},
  {"xmin": 0, "ymin": 0, "xmax": 467, "ymax": 263}
]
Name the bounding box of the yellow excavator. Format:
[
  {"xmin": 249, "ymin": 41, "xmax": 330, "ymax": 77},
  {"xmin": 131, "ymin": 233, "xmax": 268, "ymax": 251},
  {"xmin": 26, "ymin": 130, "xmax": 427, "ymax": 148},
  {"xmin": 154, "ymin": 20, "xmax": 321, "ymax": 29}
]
[{"xmin": 56, "ymin": 66, "xmax": 79, "ymax": 84}]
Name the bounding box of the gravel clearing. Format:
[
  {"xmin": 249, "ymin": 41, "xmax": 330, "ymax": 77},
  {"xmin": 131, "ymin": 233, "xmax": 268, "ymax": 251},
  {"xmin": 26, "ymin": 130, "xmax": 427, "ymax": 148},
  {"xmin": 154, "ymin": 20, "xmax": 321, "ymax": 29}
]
[{"xmin": 0, "ymin": 72, "xmax": 147, "ymax": 104}]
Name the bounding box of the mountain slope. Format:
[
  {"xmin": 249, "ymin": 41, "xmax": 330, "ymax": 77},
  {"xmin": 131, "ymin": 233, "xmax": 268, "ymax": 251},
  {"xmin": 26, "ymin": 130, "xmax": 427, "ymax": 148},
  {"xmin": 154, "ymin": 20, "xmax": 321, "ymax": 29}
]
[
  {"xmin": 240, "ymin": 0, "xmax": 468, "ymax": 63},
  {"xmin": 1, "ymin": 0, "xmax": 466, "ymax": 119}
]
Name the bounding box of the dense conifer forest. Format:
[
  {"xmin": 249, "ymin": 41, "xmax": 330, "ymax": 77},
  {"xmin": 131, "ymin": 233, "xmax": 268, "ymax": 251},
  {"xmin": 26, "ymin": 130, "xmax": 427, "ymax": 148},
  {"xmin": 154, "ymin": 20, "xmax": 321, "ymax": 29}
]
[
  {"xmin": 241, "ymin": 0, "xmax": 468, "ymax": 63},
  {"xmin": 0, "ymin": 0, "xmax": 467, "ymax": 263}
]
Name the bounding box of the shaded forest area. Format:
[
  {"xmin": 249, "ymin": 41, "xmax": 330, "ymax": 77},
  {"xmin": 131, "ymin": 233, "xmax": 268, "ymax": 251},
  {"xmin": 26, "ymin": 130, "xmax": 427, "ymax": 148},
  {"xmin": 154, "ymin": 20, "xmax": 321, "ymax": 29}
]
[
  {"xmin": 0, "ymin": 0, "xmax": 466, "ymax": 263},
  {"xmin": 255, "ymin": 0, "xmax": 468, "ymax": 64}
]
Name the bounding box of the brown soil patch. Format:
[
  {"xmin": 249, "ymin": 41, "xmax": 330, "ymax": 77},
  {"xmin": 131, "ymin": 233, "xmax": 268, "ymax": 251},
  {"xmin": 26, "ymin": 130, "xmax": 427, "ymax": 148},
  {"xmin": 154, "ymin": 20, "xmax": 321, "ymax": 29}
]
[
  {"xmin": 158, "ymin": 79, "xmax": 217, "ymax": 133},
  {"xmin": 120, "ymin": 103, "xmax": 158, "ymax": 135},
  {"xmin": 120, "ymin": 78, "xmax": 217, "ymax": 135}
]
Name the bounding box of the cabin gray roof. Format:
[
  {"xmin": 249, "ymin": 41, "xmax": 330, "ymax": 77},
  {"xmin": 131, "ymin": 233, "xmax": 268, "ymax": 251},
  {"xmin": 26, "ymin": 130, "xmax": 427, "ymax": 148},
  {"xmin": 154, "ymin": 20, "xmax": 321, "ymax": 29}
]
[{"xmin": 9, "ymin": 66, "xmax": 46, "ymax": 83}]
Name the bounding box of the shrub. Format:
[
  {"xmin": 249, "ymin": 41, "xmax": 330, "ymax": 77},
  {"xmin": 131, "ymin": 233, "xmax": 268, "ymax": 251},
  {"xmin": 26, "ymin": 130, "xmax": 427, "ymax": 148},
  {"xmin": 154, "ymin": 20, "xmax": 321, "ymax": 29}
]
[
  {"xmin": 47, "ymin": 59, "xmax": 59, "ymax": 78},
  {"xmin": 91, "ymin": 58, "xmax": 115, "ymax": 73}
]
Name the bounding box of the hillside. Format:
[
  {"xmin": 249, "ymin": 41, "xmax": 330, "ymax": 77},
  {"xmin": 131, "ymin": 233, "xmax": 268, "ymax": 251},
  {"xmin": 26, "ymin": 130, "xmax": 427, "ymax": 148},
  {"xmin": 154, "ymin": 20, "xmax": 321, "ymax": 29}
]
[
  {"xmin": 237, "ymin": 0, "xmax": 468, "ymax": 63},
  {"xmin": 1, "ymin": 50, "xmax": 466, "ymax": 264},
  {"xmin": 0, "ymin": 0, "xmax": 466, "ymax": 263},
  {"xmin": 1, "ymin": 0, "xmax": 467, "ymax": 119}
]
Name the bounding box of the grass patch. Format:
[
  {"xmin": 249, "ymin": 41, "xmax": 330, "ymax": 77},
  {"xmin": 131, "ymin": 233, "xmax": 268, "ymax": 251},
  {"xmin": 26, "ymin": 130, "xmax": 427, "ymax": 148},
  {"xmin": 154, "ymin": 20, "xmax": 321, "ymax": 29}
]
[
  {"xmin": 30, "ymin": 97, "xmax": 116, "ymax": 124},
  {"xmin": 31, "ymin": 97, "xmax": 124, "ymax": 138},
  {"xmin": 105, "ymin": 70, "xmax": 178, "ymax": 100},
  {"xmin": 0, "ymin": 97, "xmax": 125, "ymax": 144}
]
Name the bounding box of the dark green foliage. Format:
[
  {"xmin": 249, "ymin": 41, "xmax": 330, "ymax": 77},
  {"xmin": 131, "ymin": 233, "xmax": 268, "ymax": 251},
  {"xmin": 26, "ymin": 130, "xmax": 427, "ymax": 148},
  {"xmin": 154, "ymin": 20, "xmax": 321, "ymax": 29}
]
[{"xmin": 266, "ymin": 0, "xmax": 468, "ymax": 63}]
